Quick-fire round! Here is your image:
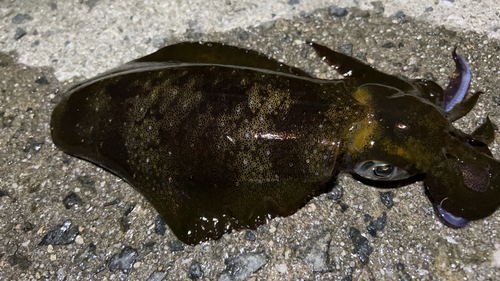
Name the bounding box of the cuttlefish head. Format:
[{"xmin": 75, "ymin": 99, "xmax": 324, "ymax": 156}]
[{"xmin": 342, "ymin": 83, "xmax": 500, "ymax": 228}]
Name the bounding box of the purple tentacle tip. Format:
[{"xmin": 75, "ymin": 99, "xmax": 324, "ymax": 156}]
[
  {"xmin": 443, "ymin": 47, "xmax": 471, "ymax": 112},
  {"xmin": 435, "ymin": 204, "xmax": 469, "ymax": 228}
]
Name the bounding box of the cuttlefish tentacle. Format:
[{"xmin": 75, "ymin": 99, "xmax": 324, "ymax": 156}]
[
  {"xmin": 434, "ymin": 204, "xmax": 469, "ymax": 228},
  {"xmin": 443, "ymin": 47, "xmax": 472, "ymax": 112}
]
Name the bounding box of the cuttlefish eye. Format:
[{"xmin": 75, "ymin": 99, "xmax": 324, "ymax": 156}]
[
  {"xmin": 374, "ymin": 164, "xmax": 394, "ymax": 178},
  {"xmin": 355, "ymin": 160, "xmax": 410, "ymax": 181}
]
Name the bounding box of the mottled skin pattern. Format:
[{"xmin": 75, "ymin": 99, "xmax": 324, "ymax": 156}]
[
  {"xmin": 51, "ymin": 42, "xmax": 500, "ymax": 244},
  {"xmin": 52, "ymin": 64, "xmax": 367, "ymax": 244}
]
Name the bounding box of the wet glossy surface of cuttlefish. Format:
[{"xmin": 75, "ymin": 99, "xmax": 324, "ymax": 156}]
[{"xmin": 51, "ymin": 41, "xmax": 500, "ymax": 244}]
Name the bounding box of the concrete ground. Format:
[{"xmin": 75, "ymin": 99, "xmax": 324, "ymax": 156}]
[{"xmin": 1, "ymin": 0, "xmax": 500, "ymax": 280}]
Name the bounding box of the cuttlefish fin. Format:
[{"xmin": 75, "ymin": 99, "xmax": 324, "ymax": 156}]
[
  {"xmin": 446, "ymin": 91, "xmax": 482, "ymax": 122},
  {"xmin": 133, "ymin": 41, "xmax": 314, "ymax": 78},
  {"xmin": 471, "ymin": 117, "xmax": 496, "ymax": 145},
  {"xmin": 308, "ymin": 41, "xmax": 422, "ymax": 92}
]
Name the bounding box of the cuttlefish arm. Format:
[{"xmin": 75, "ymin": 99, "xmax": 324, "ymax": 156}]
[{"xmin": 443, "ymin": 48, "xmax": 472, "ymax": 112}]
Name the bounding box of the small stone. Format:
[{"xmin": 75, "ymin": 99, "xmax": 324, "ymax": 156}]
[
  {"xmin": 119, "ymin": 216, "xmax": 131, "ymax": 233},
  {"xmin": 297, "ymin": 232, "xmax": 334, "ymax": 272},
  {"xmin": 152, "ymin": 38, "xmax": 164, "ymax": 48},
  {"xmin": 269, "ymin": 225, "xmax": 276, "ymax": 233},
  {"xmin": 108, "ymin": 246, "xmax": 139, "ymax": 274},
  {"xmin": 337, "ymin": 44, "xmax": 353, "ymax": 57},
  {"xmin": 75, "ymin": 243, "xmax": 97, "ymax": 263},
  {"xmin": 63, "ymin": 192, "xmax": 83, "ymax": 209},
  {"xmin": 50, "ymin": 254, "xmax": 57, "ymax": 261},
  {"xmin": 188, "ymin": 260, "xmax": 203, "ymax": 280},
  {"xmin": 22, "ymin": 222, "xmax": 35, "ymax": 232},
  {"xmin": 39, "ymin": 221, "xmax": 80, "ymax": 246},
  {"xmin": 239, "ymin": 31, "xmax": 249, "ymax": 41},
  {"xmin": 287, "ymin": 0, "xmax": 299, "ymax": 5},
  {"xmin": 382, "ymin": 42, "xmax": 395, "ymax": 48},
  {"xmin": 75, "ymin": 235, "xmax": 84, "ymax": 245},
  {"xmin": 168, "ymin": 240, "xmax": 184, "ymax": 252},
  {"xmin": 423, "ymin": 72, "xmax": 437, "ymax": 82},
  {"xmin": 245, "ymin": 230, "xmax": 256, "ymax": 241},
  {"xmin": 363, "ymin": 214, "xmax": 373, "ymax": 223},
  {"xmin": 338, "ymin": 201, "xmax": 349, "ymax": 213},
  {"xmin": 219, "ymin": 252, "xmax": 268, "ymax": 281},
  {"xmin": 35, "ymin": 76, "xmax": 50, "ymax": 85},
  {"xmin": 424, "ymin": 7, "xmax": 433, "ymax": 12},
  {"xmin": 276, "ymin": 263, "xmax": 287, "ymax": 273},
  {"xmin": 7, "ymin": 253, "xmax": 32, "ymax": 270},
  {"xmin": 349, "ymin": 227, "xmax": 373, "ymax": 263},
  {"xmin": 14, "ymin": 28, "xmax": 27, "ymax": 40},
  {"xmin": 395, "ymin": 11, "xmax": 405, "ymax": 20},
  {"xmin": 260, "ymin": 20, "xmax": 275, "ymax": 30},
  {"xmin": 77, "ymin": 175, "xmax": 96, "ymax": 193},
  {"xmin": 12, "ymin": 127, "xmax": 24, "ymax": 139},
  {"xmin": 12, "ymin": 13, "xmax": 33, "ymax": 24},
  {"xmin": 23, "ymin": 137, "xmax": 44, "ymax": 153},
  {"xmin": 367, "ymin": 212, "xmax": 387, "ymax": 237},
  {"xmin": 379, "ymin": 191, "xmax": 394, "ymax": 209},
  {"xmin": 47, "ymin": 245, "xmax": 54, "ymax": 253},
  {"xmin": 326, "ymin": 185, "xmax": 343, "ymax": 200},
  {"xmin": 123, "ymin": 203, "xmax": 136, "ymax": 216},
  {"xmin": 329, "ymin": 5, "xmax": 348, "ymax": 17},
  {"xmin": 371, "ymin": 1, "xmax": 385, "ymax": 14},
  {"xmin": 352, "ymin": 10, "xmax": 370, "ymax": 18},
  {"xmin": 155, "ymin": 215, "xmax": 167, "ymax": 236},
  {"xmin": 148, "ymin": 269, "xmax": 167, "ymax": 281}
]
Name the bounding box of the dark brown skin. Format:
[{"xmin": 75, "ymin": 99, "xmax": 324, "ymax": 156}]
[{"xmin": 51, "ymin": 42, "xmax": 500, "ymax": 244}]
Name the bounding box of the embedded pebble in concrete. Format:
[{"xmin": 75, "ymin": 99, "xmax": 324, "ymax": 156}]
[
  {"xmin": 326, "ymin": 185, "xmax": 343, "ymax": 201},
  {"xmin": 76, "ymin": 175, "xmax": 96, "ymax": 193},
  {"xmin": 328, "ymin": 5, "xmax": 348, "ymax": 18},
  {"xmin": 147, "ymin": 269, "xmax": 167, "ymax": 281},
  {"xmin": 155, "ymin": 215, "xmax": 167, "ymax": 236},
  {"xmin": 188, "ymin": 260, "xmax": 203, "ymax": 280},
  {"xmin": 349, "ymin": 227, "xmax": 373, "ymax": 264},
  {"xmin": 245, "ymin": 230, "xmax": 256, "ymax": 241},
  {"xmin": 11, "ymin": 13, "xmax": 33, "ymax": 24},
  {"xmin": 297, "ymin": 232, "xmax": 334, "ymax": 272},
  {"xmin": 39, "ymin": 221, "xmax": 80, "ymax": 246},
  {"xmin": 107, "ymin": 246, "xmax": 138, "ymax": 274},
  {"xmin": 366, "ymin": 212, "xmax": 387, "ymax": 237},
  {"xmin": 168, "ymin": 240, "xmax": 184, "ymax": 252},
  {"xmin": 75, "ymin": 243, "xmax": 97, "ymax": 264},
  {"xmin": 395, "ymin": 262, "xmax": 412, "ymax": 281},
  {"xmin": 379, "ymin": 191, "xmax": 395, "ymax": 209},
  {"xmin": 22, "ymin": 222, "xmax": 35, "ymax": 232},
  {"xmin": 7, "ymin": 253, "xmax": 32, "ymax": 271},
  {"xmin": 219, "ymin": 252, "xmax": 268, "ymax": 281},
  {"xmin": 62, "ymin": 192, "xmax": 83, "ymax": 209}
]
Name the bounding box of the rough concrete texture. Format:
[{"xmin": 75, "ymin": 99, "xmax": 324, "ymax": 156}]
[{"xmin": 1, "ymin": 0, "xmax": 500, "ymax": 280}]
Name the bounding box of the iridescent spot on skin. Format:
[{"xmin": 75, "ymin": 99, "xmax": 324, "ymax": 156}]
[{"xmin": 51, "ymin": 41, "xmax": 499, "ymax": 245}]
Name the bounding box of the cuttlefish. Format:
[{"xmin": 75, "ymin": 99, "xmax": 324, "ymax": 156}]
[{"xmin": 51, "ymin": 41, "xmax": 499, "ymax": 245}]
